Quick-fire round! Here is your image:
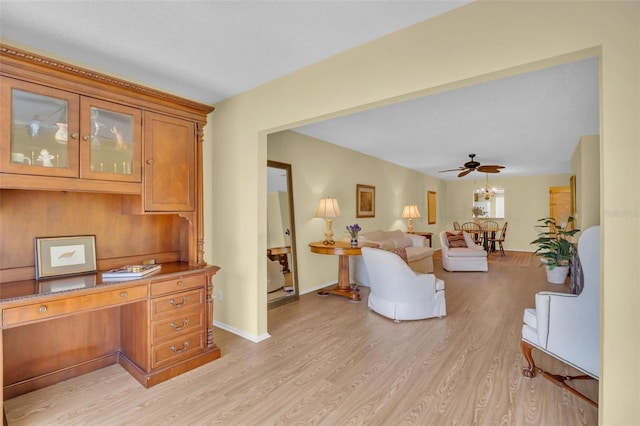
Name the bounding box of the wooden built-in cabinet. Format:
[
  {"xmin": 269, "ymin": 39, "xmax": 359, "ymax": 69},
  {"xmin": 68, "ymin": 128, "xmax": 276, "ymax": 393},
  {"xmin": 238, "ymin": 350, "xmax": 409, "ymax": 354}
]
[{"xmin": 0, "ymin": 44, "xmax": 219, "ymax": 414}]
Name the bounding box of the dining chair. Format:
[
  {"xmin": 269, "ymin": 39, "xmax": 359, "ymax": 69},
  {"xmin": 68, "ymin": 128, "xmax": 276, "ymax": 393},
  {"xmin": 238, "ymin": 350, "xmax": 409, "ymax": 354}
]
[
  {"xmin": 461, "ymin": 222, "xmax": 484, "ymax": 246},
  {"xmin": 487, "ymin": 222, "xmax": 508, "ymax": 256},
  {"xmin": 453, "ymin": 221, "xmax": 461, "ymax": 230},
  {"xmin": 482, "ymin": 220, "xmax": 500, "ymax": 252}
]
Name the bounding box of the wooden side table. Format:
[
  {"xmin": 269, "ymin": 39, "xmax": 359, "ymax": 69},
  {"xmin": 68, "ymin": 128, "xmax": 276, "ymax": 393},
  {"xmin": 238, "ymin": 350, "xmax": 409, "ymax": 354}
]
[
  {"xmin": 267, "ymin": 246, "xmax": 291, "ymax": 273},
  {"xmin": 309, "ymin": 241, "xmax": 375, "ymax": 301},
  {"xmin": 408, "ymin": 231, "xmax": 433, "ymax": 247}
]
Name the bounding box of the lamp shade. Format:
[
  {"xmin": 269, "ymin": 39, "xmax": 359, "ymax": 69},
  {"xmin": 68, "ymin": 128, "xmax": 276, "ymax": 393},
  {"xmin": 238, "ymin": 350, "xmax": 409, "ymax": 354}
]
[
  {"xmin": 401, "ymin": 205, "xmax": 421, "ymax": 219},
  {"xmin": 315, "ymin": 198, "xmax": 341, "ymax": 218}
]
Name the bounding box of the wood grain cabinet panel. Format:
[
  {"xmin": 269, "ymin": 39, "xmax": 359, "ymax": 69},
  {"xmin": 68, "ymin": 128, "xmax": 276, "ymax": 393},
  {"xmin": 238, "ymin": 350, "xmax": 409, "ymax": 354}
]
[
  {"xmin": 151, "ymin": 288, "xmax": 204, "ymax": 319},
  {"xmin": 0, "ymin": 45, "xmax": 220, "ymax": 413},
  {"xmin": 150, "ymin": 274, "xmax": 204, "ymax": 297},
  {"xmin": 2, "ymin": 284, "xmax": 148, "ymax": 327},
  {"xmin": 151, "ymin": 331, "xmax": 205, "ymax": 369},
  {"xmin": 143, "ymin": 111, "xmax": 196, "ymax": 212},
  {"xmin": 152, "ymin": 309, "xmax": 204, "ymax": 342}
]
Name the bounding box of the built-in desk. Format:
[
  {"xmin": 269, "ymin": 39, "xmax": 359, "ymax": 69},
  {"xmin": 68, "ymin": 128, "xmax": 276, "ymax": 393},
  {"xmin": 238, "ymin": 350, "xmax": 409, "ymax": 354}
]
[{"xmin": 1, "ymin": 263, "xmax": 221, "ymax": 417}]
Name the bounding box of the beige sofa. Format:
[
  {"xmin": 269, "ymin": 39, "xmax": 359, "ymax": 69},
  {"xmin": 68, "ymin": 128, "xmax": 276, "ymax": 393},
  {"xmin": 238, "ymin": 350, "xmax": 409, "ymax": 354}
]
[{"xmin": 350, "ymin": 229, "xmax": 434, "ymax": 287}]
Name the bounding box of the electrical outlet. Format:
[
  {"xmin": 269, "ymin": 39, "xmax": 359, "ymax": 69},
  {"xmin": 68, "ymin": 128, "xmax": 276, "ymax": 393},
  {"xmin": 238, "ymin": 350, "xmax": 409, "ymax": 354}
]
[{"xmin": 216, "ymin": 289, "xmax": 223, "ymax": 302}]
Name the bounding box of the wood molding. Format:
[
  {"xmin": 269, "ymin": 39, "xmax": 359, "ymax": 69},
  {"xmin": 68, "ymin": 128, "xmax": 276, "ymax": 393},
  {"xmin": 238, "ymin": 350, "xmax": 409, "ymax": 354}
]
[{"xmin": 0, "ymin": 44, "xmax": 214, "ymax": 115}]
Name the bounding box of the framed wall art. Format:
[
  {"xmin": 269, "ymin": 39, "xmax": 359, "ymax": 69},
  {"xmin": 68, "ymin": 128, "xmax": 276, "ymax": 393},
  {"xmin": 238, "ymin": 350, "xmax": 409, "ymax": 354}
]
[
  {"xmin": 427, "ymin": 191, "xmax": 437, "ymax": 224},
  {"xmin": 34, "ymin": 235, "xmax": 97, "ymax": 280},
  {"xmin": 356, "ymin": 184, "xmax": 375, "ymax": 218}
]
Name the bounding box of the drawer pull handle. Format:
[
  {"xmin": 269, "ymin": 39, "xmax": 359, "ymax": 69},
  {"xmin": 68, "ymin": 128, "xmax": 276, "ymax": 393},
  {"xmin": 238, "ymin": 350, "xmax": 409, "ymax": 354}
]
[
  {"xmin": 177, "ymin": 280, "xmax": 184, "ymax": 287},
  {"xmin": 169, "ymin": 296, "xmax": 189, "ymax": 308},
  {"xmin": 170, "ymin": 340, "xmax": 190, "ymax": 354},
  {"xmin": 38, "ymin": 305, "xmax": 47, "ymax": 313},
  {"xmin": 120, "ymin": 291, "xmax": 128, "ymax": 298},
  {"xmin": 170, "ymin": 319, "xmax": 189, "ymax": 331}
]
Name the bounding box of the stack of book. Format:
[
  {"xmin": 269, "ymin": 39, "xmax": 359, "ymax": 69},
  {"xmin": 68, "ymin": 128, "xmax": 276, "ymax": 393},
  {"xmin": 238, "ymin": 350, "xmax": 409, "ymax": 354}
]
[{"xmin": 102, "ymin": 264, "xmax": 161, "ymax": 281}]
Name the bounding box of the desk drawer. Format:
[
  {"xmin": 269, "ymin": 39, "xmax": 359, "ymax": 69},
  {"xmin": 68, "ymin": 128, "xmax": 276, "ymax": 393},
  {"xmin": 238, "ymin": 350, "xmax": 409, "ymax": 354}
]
[
  {"xmin": 151, "ymin": 274, "xmax": 204, "ymax": 297},
  {"xmin": 152, "ymin": 331, "xmax": 204, "ymax": 369},
  {"xmin": 151, "ymin": 289, "xmax": 204, "ymax": 319},
  {"xmin": 3, "ymin": 285, "xmax": 148, "ymax": 327},
  {"xmin": 152, "ymin": 309, "xmax": 204, "ymax": 342}
]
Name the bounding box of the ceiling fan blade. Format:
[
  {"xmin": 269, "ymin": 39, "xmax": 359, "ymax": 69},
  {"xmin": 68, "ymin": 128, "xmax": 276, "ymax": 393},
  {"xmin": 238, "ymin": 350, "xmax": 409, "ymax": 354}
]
[
  {"xmin": 477, "ymin": 165, "xmax": 505, "ymax": 173},
  {"xmin": 439, "ymin": 167, "xmax": 465, "ymax": 173},
  {"xmin": 458, "ymin": 169, "xmax": 473, "ymax": 177}
]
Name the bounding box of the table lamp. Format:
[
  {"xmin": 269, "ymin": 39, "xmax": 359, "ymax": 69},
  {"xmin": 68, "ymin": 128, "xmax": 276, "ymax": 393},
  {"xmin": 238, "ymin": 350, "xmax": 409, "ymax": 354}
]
[
  {"xmin": 315, "ymin": 198, "xmax": 341, "ymax": 245},
  {"xmin": 401, "ymin": 205, "xmax": 421, "ymax": 233}
]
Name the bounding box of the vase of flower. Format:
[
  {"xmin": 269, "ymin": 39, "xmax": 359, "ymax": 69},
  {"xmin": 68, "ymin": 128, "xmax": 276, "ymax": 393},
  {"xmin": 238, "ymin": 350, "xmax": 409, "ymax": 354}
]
[{"xmin": 346, "ymin": 223, "xmax": 361, "ymax": 247}]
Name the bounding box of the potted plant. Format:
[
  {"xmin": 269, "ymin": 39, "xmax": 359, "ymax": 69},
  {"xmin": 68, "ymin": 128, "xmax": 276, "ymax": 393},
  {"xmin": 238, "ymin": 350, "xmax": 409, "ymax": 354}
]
[
  {"xmin": 530, "ymin": 216, "xmax": 580, "ymax": 284},
  {"xmin": 471, "ymin": 206, "xmax": 486, "ymax": 224}
]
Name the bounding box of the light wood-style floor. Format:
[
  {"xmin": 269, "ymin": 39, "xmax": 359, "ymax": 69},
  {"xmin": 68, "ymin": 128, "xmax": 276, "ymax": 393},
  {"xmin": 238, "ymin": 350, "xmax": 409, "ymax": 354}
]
[{"xmin": 5, "ymin": 251, "xmax": 598, "ymax": 425}]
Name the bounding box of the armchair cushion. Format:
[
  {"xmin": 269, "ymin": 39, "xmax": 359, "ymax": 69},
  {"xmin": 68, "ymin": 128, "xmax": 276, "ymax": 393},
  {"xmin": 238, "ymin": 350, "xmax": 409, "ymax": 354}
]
[{"xmin": 446, "ymin": 231, "xmax": 467, "ymax": 248}]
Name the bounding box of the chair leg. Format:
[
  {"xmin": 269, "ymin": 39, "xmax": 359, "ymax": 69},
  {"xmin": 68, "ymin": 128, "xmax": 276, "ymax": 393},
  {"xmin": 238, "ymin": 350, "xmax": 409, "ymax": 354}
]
[
  {"xmin": 521, "ymin": 340, "xmax": 598, "ymax": 407},
  {"xmin": 521, "ymin": 340, "xmax": 540, "ymax": 378},
  {"xmin": 499, "ymin": 241, "xmax": 505, "ymax": 256}
]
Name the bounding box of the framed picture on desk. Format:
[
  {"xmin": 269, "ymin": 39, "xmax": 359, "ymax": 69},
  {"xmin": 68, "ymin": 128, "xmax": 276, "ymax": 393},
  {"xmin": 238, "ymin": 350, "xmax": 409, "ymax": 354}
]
[{"xmin": 35, "ymin": 235, "xmax": 97, "ymax": 279}]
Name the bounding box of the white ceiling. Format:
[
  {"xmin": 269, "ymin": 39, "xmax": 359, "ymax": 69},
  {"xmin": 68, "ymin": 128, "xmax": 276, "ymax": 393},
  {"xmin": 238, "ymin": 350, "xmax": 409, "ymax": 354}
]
[{"xmin": 0, "ymin": 1, "xmax": 599, "ymax": 180}]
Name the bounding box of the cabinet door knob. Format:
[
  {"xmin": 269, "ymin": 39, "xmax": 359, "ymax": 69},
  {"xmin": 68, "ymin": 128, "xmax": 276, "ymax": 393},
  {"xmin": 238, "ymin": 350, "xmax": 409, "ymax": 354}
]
[
  {"xmin": 146, "ymin": 159, "xmax": 153, "ymax": 165},
  {"xmin": 120, "ymin": 291, "xmax": 128, "ymax": 298},
  {"xmin": 38, "ymin": 305, "xmax": 47, "ymax": 313},
  {"xmin": 71, "ymin": 132, "xmax": 79, "ymax": 139},
  {"xmin": 82, "ymin": 134, "xmax": 90, "ymax": 141}
]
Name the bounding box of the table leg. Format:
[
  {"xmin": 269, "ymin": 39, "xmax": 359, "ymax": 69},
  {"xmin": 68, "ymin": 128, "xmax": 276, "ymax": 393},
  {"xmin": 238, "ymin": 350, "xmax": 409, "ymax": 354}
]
[{"xmin": 317, "ymin": 255, "xmax": 361, "ymax": 301}]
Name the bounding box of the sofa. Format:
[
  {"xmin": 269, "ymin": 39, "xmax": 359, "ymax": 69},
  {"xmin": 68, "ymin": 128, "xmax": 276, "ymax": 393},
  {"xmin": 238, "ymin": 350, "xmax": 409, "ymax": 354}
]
[
  {"xmin": 350, "ymin": 229, "xmax": 434, "ymax": 286},
  {"xmin": 439, "ymin": 230, "xmax": 488, "ymax": 272}
]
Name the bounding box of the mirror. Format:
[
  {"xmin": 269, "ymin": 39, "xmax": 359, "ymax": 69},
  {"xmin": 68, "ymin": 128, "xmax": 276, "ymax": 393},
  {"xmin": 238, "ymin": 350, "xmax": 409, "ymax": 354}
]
[
  {"xmin": 473, "ymin": 187, "xmax": 505, "ymax": 219},
  {"xmin": 267, "ymin": 160, "xmax": 299, "ymax": 308}
]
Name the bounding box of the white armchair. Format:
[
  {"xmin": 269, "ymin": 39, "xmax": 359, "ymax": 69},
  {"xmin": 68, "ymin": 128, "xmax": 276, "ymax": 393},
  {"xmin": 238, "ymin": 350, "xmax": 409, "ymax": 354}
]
[
  {"xmin": 267, "ymin": 258, "xmax": 285, "ymax": 293},
  {"xmin": 439, "ymin": 230, "xmax": 488, "ymax": 272},
  {"xmin": 520, "ymin": 225, "xmax": 600, "ymax": 407},
  {"xmin": 361, "ymin": 247, "xmax": 446, "ymax": 322}
]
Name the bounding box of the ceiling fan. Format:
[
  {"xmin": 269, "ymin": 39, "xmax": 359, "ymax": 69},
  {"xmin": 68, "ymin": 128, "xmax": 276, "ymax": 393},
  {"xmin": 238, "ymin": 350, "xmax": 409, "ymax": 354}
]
[{"xmin": 439, "ymin": 154, "xmax": 505, "ymax": 178}]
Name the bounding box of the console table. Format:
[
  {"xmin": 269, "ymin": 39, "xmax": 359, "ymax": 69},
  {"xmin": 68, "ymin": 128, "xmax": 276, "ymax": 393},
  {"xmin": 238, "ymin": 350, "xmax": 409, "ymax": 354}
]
[{"xmin": 309, "ymin": 241, "xmax": 376, "ymax": 301}]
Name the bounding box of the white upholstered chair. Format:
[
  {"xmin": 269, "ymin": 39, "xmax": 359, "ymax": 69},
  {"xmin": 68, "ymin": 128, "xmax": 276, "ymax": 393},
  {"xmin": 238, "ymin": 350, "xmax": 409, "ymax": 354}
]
[
  {"xmin": 520, "ymin": 225, "xmax": 600, "ymax": 407},
  {"xmin": 267, "ymin": 258, "xmax": 285, "ymax": 293},
  {"xmin": 361, "ymin": 247, "xmax": 446, "ymax": 322},
  {"xmin": 439, "ymin": 231, "xmax": 488, "ymax": 272}
]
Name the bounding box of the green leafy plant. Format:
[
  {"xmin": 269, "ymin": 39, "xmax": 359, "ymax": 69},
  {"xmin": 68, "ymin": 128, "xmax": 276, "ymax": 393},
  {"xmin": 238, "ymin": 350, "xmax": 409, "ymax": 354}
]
[{"xmin": 530, "ymin": 216, "xmax": 580, "ymax": 270}]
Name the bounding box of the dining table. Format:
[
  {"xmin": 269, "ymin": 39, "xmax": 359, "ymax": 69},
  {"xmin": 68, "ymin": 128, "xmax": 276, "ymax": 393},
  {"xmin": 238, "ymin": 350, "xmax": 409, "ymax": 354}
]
[{"xmin": 465, "ymin": 223, "xmax": 500, "ymax": 252}]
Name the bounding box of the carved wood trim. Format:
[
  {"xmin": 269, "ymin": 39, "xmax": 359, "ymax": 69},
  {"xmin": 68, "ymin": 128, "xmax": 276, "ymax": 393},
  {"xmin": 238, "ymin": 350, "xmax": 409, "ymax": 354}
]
[{"xmin": 0, "ymin": 44, "xmax": 214, "ymax": 114}]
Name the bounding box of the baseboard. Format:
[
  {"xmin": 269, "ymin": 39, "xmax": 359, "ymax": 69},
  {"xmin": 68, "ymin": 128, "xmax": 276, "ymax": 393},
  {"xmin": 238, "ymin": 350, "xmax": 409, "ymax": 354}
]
[{"xmin": 213, "ymin": 320, "xmax": 271, "ymax": 343}]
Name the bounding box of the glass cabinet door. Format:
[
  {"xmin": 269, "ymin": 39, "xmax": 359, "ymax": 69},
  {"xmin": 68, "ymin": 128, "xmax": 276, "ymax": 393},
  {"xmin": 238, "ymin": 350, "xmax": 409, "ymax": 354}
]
[
  {"xmin": 1, "ymin": 77, "xmax": 80, "ymax": 177},
  {"xmin": 79, "ymin": 98, "xmax": 141, "ymax": 182}
]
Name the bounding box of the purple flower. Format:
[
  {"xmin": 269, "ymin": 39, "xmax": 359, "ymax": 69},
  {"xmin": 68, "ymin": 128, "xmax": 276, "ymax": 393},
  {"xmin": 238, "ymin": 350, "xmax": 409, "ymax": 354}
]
[{"xmin": 346, "ymin": 224, "xmax": 361, "ymax": 237}]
